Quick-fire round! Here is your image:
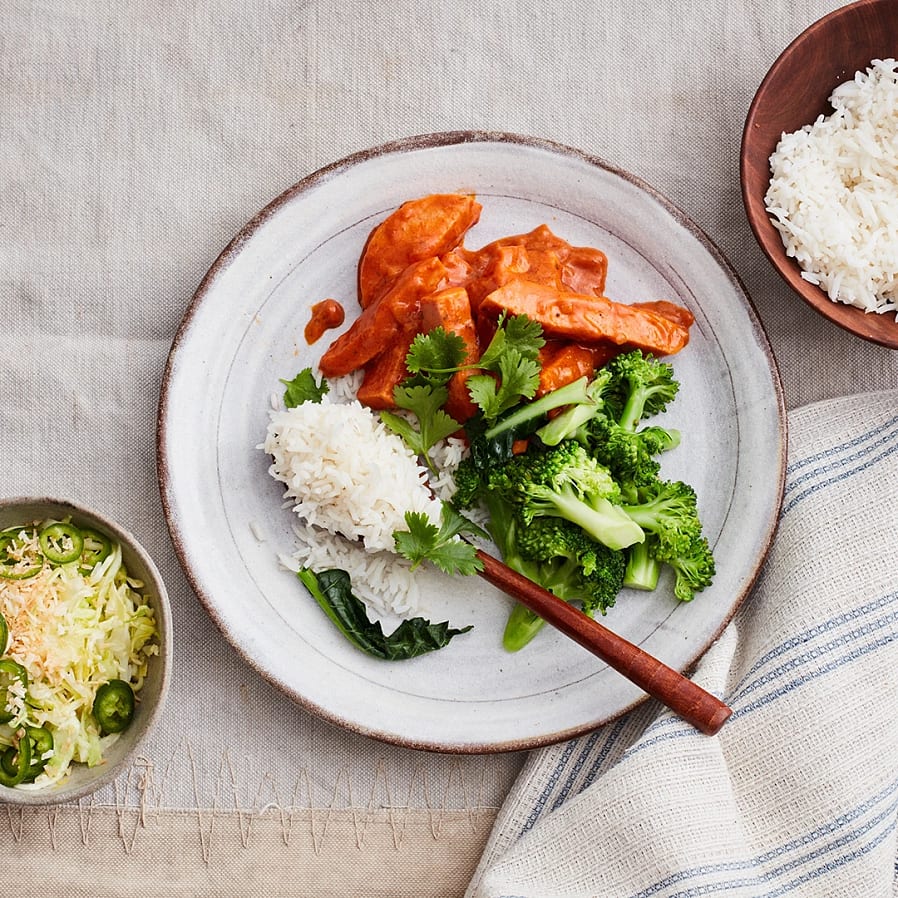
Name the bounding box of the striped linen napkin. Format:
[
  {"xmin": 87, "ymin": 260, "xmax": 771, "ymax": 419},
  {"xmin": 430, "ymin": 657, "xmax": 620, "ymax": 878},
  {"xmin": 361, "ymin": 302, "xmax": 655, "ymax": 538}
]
[{"xmin": 467, "ymin": 389, "xmax": 898, "ymax": 898}]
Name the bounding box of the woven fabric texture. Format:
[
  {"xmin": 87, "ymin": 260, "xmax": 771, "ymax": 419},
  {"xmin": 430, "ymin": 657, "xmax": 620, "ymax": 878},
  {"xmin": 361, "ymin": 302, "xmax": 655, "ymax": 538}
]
[{"xmin": 1, "ymin": 0, "xmax": 897, "ymax": 895}]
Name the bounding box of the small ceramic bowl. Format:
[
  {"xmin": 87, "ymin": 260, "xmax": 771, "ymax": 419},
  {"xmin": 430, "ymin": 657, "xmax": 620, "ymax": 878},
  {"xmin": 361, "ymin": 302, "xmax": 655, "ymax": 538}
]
[
  {"xmin": 741, "ymin": 0, "xmax": 898, "ymax": 349},
  {"xmin": 0, "ymin": 497, "xmax": 171, "ymax": 804}
]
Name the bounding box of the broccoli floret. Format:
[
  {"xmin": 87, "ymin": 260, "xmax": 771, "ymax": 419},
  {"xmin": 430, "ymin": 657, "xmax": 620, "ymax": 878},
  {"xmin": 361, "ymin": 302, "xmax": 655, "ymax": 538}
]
[
  {"xmin": 450, "ymin": 456, "xmax": 485, "ymax": 509},
  {"xmin": 516, "ymin": 517, "xmax": 626, "ymax": 613},
  {"xmin": 654, "ymin": 533, "xmax": 716, "ymax": 602},
  {"xmin": 606, "ymin": 350, "xmax": 679, "ymax": 432},
  {"xmin": 486, "ymin": 441, "xmax": 644, "ymax": 551},
  {"xmin": 516, "ymin": 516, "xmax": 602, "ymax": 575},
  {"xmin": 621, "ymin": 480, "xmax": 703, "ymax": 555},
  {"xmin": 621, "ymin": 480, "xmax": 715, "ymax": 601},
  {"xmin": 586, "ymin": 419, "xmax": 680, "ymax": 495},
  {"xmin": 482, "ymin": 494, "xmax": 626, "ymax": 651}
]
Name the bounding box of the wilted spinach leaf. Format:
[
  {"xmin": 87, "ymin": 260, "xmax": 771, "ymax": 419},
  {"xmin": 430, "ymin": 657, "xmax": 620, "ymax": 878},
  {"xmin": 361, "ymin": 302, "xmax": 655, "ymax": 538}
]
[{"xmin": 297, "ymin": 568, "xmax": 472, "ymax": 660}]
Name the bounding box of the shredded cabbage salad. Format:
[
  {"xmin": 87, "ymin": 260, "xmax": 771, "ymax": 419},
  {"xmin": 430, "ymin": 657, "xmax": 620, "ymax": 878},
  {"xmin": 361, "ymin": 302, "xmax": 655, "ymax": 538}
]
[{"xmin": 0, "ymin": 520, "xmax": 158, "ymax": 789}]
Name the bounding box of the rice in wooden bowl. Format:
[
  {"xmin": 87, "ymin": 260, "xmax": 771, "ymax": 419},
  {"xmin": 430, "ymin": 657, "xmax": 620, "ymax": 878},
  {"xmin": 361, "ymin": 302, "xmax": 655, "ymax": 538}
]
[{"xmin": 741, "ymin": 0, "xmax": 898, "ymax": 349}]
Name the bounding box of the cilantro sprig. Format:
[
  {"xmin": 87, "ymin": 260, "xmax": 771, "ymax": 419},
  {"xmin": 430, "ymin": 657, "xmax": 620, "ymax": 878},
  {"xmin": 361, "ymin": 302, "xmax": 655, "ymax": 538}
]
[
  {"xmin": 404, "ymin": 315, "xmax": 544, "ymax": 417},
  {"xmin": 393, "ymin": 505, "xmax": 487, "ymax": 576},
  {"xmin": 380, "ymin": 384, "xmax": 462, "ymax": 473},
  {"xmin": 381, "ymin": 314, "xmax": 545, "ymax": 468}
]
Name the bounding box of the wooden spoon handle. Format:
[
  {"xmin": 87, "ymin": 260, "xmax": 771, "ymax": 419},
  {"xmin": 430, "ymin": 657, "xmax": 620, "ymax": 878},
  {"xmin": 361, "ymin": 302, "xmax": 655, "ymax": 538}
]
[{"xmin": 475, "ymin": 549, "xmax": 731, "ymax": 735}]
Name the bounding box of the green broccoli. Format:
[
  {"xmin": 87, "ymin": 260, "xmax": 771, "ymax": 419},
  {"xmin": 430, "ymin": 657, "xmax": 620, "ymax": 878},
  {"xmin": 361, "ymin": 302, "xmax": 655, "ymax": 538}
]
[
  {"xmin": 533, "ymin": 368, "xmax": 613, "ymax": 447},
  {"xmin": 482, "ymin": 375, "xmax": 594, "ymax": 441},
  {"xmin": 622, "ymin": 537, "xmax": 662, "ymax": 591},
  {"xmin": 586, "ymin": 420, "xmax": 680, "ymax": 498},
  {"xmin": 654, "ymin": 532, "xmax": 716, "ymax": 602},
  {"xmin": 467, "ymin": 375, "xmax": 603, "ymax": 467},
  {"xmin": 487, "ymin": 441, "xmax": 644, "ymax": 551},
  {"xmin": 450, "ymin": 455, "xmax": 486, "ymax": 509},
  {"xmin": 515, "ymin": 517, "xmax": 626, "ymax": 613},
  {"xmin": 621, "ymin": 480, "xmax": 715, "ymax": 601},
  {"xmin": 482, "ymin": 493, "xmax": 626, "ymax": 651},
  {"xmin": 605, "ymin": 350, "xmax": 679, "ymax": 432},
  {"xmin": 621, "ymin": 480, "xmax": 703, "ymax": 555}
]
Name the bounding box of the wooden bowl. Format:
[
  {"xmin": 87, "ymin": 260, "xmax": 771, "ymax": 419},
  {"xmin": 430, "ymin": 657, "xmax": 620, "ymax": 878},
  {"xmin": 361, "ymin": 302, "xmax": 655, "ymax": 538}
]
[{"xmin": 741, "ymin": 0, "xmax": 898, "ymax": 349}]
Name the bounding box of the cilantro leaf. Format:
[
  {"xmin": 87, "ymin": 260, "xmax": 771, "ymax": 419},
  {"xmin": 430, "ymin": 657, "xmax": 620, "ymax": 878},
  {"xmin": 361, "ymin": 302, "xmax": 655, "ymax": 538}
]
[
  {"xmin": 393, "ymin": 508, "xmax": 485, "ymax": 576},
  {"xmin": 465, "ymin": 315, "xmax": 543, "ymax": 422},
  {"xmin": 434, "ymin": 502, "xmax": 490, "ymax": 542},
  {"xmin": 379, "ymin": 411, "xmax": 426, "ymax": 456},
  {"xmin": 477, "ymin": 313, "xmax": 544, "ymax": 370},
  {"xmin": 280, "ymin": 368, "xmax": 329, "ymax": 407},
  {"xmin": 466, "ymin": 347, "xmax": 541, "ymax": 422},
  {"xmin": 502, "ymin": 313, "xmax": 545, "ymax": 358},
  {"xmin": 405, "ymin": 328, "xmax": 468, "ymax": 380},
  {"xmin": 381, "ymin": 383, "xmax": 462, "ymax": 470},
  {"xmin": 392, "ymin": 512, "xmax": 439, "ymax": 565}
]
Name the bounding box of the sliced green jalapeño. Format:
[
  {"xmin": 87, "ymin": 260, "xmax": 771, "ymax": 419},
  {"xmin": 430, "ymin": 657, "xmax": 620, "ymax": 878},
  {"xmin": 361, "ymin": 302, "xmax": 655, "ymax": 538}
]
[
  {"xmin": 38, "ymin": 522, "xmax": 84, "ymax": 565},
  {"xmin": 0, "ymin": 658, "xmax": 28, "ymax": 724},
  {"xmin": 25, "ymin": 725, "xmax": 53, "ymax": 778},
  {"xmin": 79, "ymin": 528, "xmax": 112, "ymax": 572},
  {"xmin": 0, "ymin": 534, "xmax": 42, "ymax": 580},
  {"xmin": 93, "ymin": 679, "xmax": 135, "ymax": 734},
  {"xmin": 0, "ymin": 732, "xmax": 32, "ymax": 787}
]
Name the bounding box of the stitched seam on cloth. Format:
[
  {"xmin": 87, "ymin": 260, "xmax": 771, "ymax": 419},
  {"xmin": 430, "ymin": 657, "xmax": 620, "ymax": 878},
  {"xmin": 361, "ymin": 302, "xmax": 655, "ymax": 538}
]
[
  {"xmin": 1, "ymin": 745, "xmax": 504, "ymax": 864},
  {"xmin": 785, "ymin": 413, "xmax": 898, "ymax": 477},
  {"xmin": 3, "ymin": 803, "xmax": 501, "ymax": 865},
  {"xmin": 626, "ymin": 786, "xmax": 898, "ymax": 898}
]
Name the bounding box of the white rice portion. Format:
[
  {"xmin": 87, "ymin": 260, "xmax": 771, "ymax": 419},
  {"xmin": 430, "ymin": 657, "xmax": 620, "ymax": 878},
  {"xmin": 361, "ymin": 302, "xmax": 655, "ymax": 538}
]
[
  {"xmin": 264, "ymin": 397, "xmax": 443, "ymax": 553},
  {"xmin": 262, "ymin": 376, "xmax": 470, "ymax": 624},
  {"xmin": 276, "ymin": 519, "xmax": 424, "ymax": 624},
  {"xmin": 765, "ymin": 58, "xmax": 898, "ymax": 315}
]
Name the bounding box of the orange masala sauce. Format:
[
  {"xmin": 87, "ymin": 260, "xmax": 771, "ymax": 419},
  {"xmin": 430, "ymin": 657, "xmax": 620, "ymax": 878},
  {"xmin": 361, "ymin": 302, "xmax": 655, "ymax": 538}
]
[{"xmin": 304, "ymin": 298, "xmax": 345, "ymax": 344}]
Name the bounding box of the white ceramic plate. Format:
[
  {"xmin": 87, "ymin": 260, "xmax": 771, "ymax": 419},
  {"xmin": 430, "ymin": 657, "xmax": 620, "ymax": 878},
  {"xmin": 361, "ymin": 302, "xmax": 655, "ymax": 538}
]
[{"xmin": 158, "ymin": 132, "xmax": 786, "ymax": 752}]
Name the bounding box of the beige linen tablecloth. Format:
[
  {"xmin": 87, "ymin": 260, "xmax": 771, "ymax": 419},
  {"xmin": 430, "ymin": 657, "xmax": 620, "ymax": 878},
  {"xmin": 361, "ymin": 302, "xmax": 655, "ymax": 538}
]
[{"xmin": 2, "ymin": 2, "xmax": 896, "ymax": 896}]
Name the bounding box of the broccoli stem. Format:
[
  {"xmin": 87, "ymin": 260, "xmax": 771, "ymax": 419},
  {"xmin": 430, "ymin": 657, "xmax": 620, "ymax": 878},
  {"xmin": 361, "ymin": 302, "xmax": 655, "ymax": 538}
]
[
  {"xmin": 619, "ymin": 387, "xmax": 649, "ymax": 432},
  {"xmin": 623, "ymin": 540, "xmax": 661, "ymax": 591},
  {"xmin": 483, "ymin": 377, "xmax": 591, "ymax": 442},
  {"xmin": 528, "ymin": 486, "xmax": 645, "ymax": 551},
  {"xmin": 503, "ymin": 603, "xmax": 546, "ymax": 651},
  {"xmin": 537, "ymin": 400, "xmax": 600, "ymax": 446}
]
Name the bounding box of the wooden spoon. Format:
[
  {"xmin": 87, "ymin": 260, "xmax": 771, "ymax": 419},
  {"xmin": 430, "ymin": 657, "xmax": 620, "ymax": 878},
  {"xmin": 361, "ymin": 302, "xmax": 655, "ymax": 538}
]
[{"xmin": 474, "ymin": 546, "xmax": 732, "ymax": 735}]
